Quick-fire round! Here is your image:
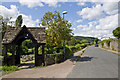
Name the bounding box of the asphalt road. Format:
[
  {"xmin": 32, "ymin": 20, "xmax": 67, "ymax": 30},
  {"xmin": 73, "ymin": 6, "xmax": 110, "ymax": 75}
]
[{"xmin": 67, "ymin": 46, "xmax": 118, "ymax": 78}]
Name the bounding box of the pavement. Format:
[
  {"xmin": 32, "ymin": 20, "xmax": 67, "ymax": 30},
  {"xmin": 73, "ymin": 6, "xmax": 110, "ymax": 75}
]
[
  {"xmin": 67, "ymin": 46, "xmax": 118, "ymax": 78},
  {"xmin": 1, "ymin": 48, "xmax": 86, "ymax": 78}
]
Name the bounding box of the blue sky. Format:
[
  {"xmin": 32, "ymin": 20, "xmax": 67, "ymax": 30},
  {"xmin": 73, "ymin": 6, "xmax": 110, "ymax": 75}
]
[{"xmin": 0, "ymin": 1, "xmax": 118, "ymax": 39}]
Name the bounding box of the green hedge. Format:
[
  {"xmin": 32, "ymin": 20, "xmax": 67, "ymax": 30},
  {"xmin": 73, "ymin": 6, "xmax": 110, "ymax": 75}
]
[
  {"xmin": 0, "ymin": 66, "xmax": 21, "ymax": 72},
  {"xmin": 55, "ymin": 53, "xmax": 64, "ymax": 63}
]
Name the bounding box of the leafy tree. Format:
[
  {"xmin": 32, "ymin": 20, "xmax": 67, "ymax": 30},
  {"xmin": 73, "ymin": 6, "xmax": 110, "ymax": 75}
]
[
  {"xmin": 41, "ymin": 11, "xmax": 73, "ymax": 47},
  {"xmin": 94, "ymin": 38, "xmax": 99, "ymax": 44},
  {"xmin": 112, "ymin": 27, "xmax": 120, "ymax": 39},
  {"xmin": 0, "ymin": 15, "xmax": 10, "ymax": 38},
  {"xmin": 15, "ymin": 15, "xmax": 23, "ymax": 27}
]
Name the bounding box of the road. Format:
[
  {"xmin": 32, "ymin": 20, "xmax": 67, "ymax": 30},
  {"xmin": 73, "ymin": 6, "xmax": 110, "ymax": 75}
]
[{"xmin": 67, "ymin": 46, "xmax": 118, "ymax": 78}]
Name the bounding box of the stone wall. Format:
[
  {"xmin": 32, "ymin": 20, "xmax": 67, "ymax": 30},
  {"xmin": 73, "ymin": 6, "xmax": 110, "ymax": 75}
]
[
  {"xmin": 100, "ymin": 39, "xmax": 120, "ymax": 52},
  {"xmin": 45, "ymin": 54, "xmax": 55, "ymax": 66}
]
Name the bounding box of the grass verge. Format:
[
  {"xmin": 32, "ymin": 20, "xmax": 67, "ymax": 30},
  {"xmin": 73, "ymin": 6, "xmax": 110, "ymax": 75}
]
[{"xmin": 0, "ymin": 66, "xmax": 21, "ymax": 76}]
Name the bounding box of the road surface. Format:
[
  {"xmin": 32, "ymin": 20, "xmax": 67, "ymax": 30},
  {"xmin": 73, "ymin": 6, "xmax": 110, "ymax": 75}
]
[{"xmin": 67, "ymin": 46, "xmax": 118, "ymax": 78}]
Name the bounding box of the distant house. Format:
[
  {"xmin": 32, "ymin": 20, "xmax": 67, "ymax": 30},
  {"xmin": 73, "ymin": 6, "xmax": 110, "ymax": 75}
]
[{"xmin": 101, "ymin": 37, "xmax": 110, "ymax": 41}]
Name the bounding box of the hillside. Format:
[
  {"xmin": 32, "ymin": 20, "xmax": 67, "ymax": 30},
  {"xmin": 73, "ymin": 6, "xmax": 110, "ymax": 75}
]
[{"xmin": 73, "ymin": 36, "xmax": 96, "ymax": 43}]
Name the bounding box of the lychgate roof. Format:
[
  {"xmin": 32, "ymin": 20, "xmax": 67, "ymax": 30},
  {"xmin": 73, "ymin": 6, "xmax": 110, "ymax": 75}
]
[{"xmin": 2, "ymin": 25, "xmax": 46, "ymax": 44}]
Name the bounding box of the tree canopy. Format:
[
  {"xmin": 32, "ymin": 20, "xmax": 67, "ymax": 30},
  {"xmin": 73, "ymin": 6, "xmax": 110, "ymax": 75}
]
[
  {"xmin": 15, "ymin": 15, "xmax": 23, "ymax": 27},
  {"xmin": 112, "ymin": 27, "xmax": 120, "ymax": 39},
  {"xmin": 94, "ymin": 38, "xmax": 99, "ymax": 43},
  {"xmin": 0, "ymin": 15, "xmax": 10, "ymax": 38},
  {"xmin": 41, "ymin": 11, "xmax": 73, "ymax": 47}
]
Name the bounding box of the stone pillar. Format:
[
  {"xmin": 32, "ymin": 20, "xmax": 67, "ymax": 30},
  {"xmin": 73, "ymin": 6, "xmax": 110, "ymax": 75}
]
[
  {"xmin": 3, "ymin": 45, "xmax": 7, "ymax": 65},
  {"xmin": 16, "ymin": 44, "xmax": 21, "ymax": 65}
]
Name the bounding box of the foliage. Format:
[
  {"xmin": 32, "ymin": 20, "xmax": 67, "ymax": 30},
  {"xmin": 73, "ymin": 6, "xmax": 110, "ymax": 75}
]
[
  {"xmin": 112, "ymin": 27, "xmax": 120, "ymax": 39},
  {"xmin": 74, "ymin": 36, "xmax": 95, "ymax": 43},
  {"xmin": 0, "ymin": 15, "xmax": 10, "ymax": 38},
  {"xmin": 7, "ymin": 52, "xmax": 12, "ymax": 56},
  {"xmin": 105, "ymin": 40, "xmax": 111, "ymax": 47},
  {"xmin": 0, "ymin": 66, "xmax": 20, "ymax": 72},
  {"xmin": 21, "ymin": 39, "xmax": 34, "ymax": 55},
  {"xmin": 55, "ymin": 53, "xmax": 64, "ymax": 63},
  {"xmin": 15, "ymin": 15, "xmax": 23, "ymax": 27},
  {"xmin": 41, "ymin": 11, "xmax": 73, "ymax": 47},
  {"xmin": 67, "ymin": 37, "xmax": 81, "ymax": 46},
  {"xmin": 94, "ymin": 38, "xmax": 99, "ymax": 43}
]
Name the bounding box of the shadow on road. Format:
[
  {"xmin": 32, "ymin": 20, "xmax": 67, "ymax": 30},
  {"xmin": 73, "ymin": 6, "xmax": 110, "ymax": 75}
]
[
  {"xmin": 78, "ymin": 56, "xmax": 94, "ymax": 62},
  {"xmin": 18, "ymin": 63, "xmax": 35, "ymax": 69}
]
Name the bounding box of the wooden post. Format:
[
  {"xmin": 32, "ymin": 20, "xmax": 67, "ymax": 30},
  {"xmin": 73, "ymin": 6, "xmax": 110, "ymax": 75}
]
[
  {"xmin": 3, "ymin": 45, "xmax": 7, "ymax": 65},
  {"xmin": 11, "ymin": 44, "xmax": 15, "ymax": 65},
  {"xmin": 16, "ymin": 44, "xmax": 21, "ymax": 65},
  {"xmin": 35, "ymin": 43, "xmax": 38, "ymax": 66},
  {"xmin": 42, "ymin": 44, "xmax": 45, "ymax": 65}
]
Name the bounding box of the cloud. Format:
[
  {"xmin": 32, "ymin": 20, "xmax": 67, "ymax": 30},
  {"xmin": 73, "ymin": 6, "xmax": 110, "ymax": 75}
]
[
  {"xmin": 76, "ymin": 19, "xmax": 82, "ymax": 23},
  {"xmin": 74, "ymin": 13, "xmax": 118, "ymax": 38},
  {"xmin": 19, "ymin": 0, "xmax": 68, "ymax": 8},
  {"xmin": 77, "ymin": 4, "xmax": 105, "ymax": 20},
  {"xmin": 77, "ymin": 2, "xmax": 85, "ymax": 6},
  {"xmin": 102, "ymin": 2, "xmax": 118, "ymax": 15},
  {"xmin": 77, "ymin": 24, "xmax": 87, "ymax": 28},
  {"xmin": 75, "ymin": 0, "xmax": 119, "ymax": 2},
  {"xmin": 0, "ymin": 5, "xmax": 39, "ymax": 27},
  {"xmin": 19, "ymin": 0, "xmax": 44, "ymax": 8},
  {"xmin": 0, "ymin": 5, "xmax": 19, "ymax": 18},
  {"xmin": 96, "ymin": 14, "xmax": 118, "ymax": 30}
]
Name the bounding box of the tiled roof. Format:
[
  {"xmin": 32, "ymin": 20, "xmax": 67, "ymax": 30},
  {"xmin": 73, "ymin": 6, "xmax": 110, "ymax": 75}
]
[{"xmin": 2, "ymin": 25, "xmax": 46, "ymax": 44}]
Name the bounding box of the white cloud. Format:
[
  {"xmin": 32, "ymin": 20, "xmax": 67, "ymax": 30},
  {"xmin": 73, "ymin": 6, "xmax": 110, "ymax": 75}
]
[
  {"xmin": 0, "ymin": 5, "xmax": 19, "ymax": 18},
  {"xmin": 76, "ymin": 19, "xmax": 82, "ymax": 23},
  {"xmin": 102, "ymin": 2, "xmax": 118, "ymax": 15},
  {"xmin": 19, "ymin": 0, "xmax": 44, "ymax": 8},
  {"xmin": 77, "ymin": 25, "xmax": 87, "ymax": 28},
  {"xmin": 96, "ymin": 14, "xmax": 118, "ymax": 30},
  {"xmin": 77, "ymin": 4, "xmax": 104, "ymax": 20},
  {"xmin": 19, "ymin": 0, "xmax": 68, "ymax": 8},
  {"xmin": 77, "ymin": 2, "xmax": 85, "ymax": 6},
  {"xmin": 0, "ymin": 5, "xmax": 39, "ymax": 27},
  {"xmin": 75, "ymin": 0, "xmax": 119, "ymax": 2}
]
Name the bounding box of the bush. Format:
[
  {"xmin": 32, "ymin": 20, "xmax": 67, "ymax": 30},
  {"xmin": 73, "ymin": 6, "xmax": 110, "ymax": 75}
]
[
  {"xmin": 54, "ymin": 53, "xmax": 64, "ymax": 63},
  {"xmin": 105, "ymin": 40, "xmax": 111, "ymax": 47},
  {"xmin": 7, "ymin": 52, "xmax": 12, "ymax": 56},
  {"xmin": 65, "ymin": 47, "xmax": 73, "ymax": 59},
  {"xmin": 0, "ymin": 66, "xmax": 20, "ymax": 72}
]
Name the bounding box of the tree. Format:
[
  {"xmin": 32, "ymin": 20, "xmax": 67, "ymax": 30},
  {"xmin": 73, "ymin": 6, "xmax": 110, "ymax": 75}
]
[
  {"xmin": 41, "ymin": 11, "xmax": 73, "ymax": 47},
  {"xmin": 94, "ymin": 38, "xmax": 98, "ymax": 44},
  {"xmin": 15, "ymin": 15, "xmax": 23, "ymax": 27},
  {"xmin": 112, "ymin": 27, "xmax": 120, "ymax": 39},
  {"xmin": 0, "ymin": 15, "xmax": 10, "ymax": 38}
]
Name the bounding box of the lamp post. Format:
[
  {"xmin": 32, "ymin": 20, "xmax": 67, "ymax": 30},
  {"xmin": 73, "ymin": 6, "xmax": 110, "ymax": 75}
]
[{"xmin": 62, "ymin": 11, "xmax": 67, "ymax": 61}]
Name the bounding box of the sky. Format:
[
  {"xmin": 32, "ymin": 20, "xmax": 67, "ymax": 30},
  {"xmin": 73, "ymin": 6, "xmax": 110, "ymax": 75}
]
[{"xmin": 0, "ymin": 0, "xmax": 119, "ymax": 39}]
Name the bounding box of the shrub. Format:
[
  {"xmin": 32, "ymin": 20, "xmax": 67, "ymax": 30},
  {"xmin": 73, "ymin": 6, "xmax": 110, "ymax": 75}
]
[
  {"xmin": 105, "ymin": 40, "xmax": 111, "ymax": 47},
  {"xmin": 101, "ymin": 42, "xmax": 104, "ymax": 48},
  {"xmin": 7, "ymin": 52, "xmax": 12, "ymax": 56},
  {"xmin": 0, "ymin": 66, "xmax": 20, "ymax": 72},
  {"xmin": 65, "ymin": 47, "xmax": 72, "ymax": 59},
  {"xmin": 55, "ymin": 53, "xmax": 64, "ymax": 63}
]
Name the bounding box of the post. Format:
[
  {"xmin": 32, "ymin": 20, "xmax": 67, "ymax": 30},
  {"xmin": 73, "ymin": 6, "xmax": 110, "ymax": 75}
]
[
  {"xmin": 12, "ymin": 44, "xmax": 15, "ymax": 65},
  {"xmin": 42, "ymin": 44, "xmax": 45, "ymax": 66},
  {"xmin": 35, "ymin": 43, "xmax": 38, "ymax": 66},
  {"xmin": 3, "ymin": 45, "xmax": 7, "ymax": 65},
  {"xmin": 63, "ymin": 11, "xmax": 67, "ymax": 61},
  {"xmin": 16, "ymin": 44, "xmax": 21, "ymax": 65}
]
